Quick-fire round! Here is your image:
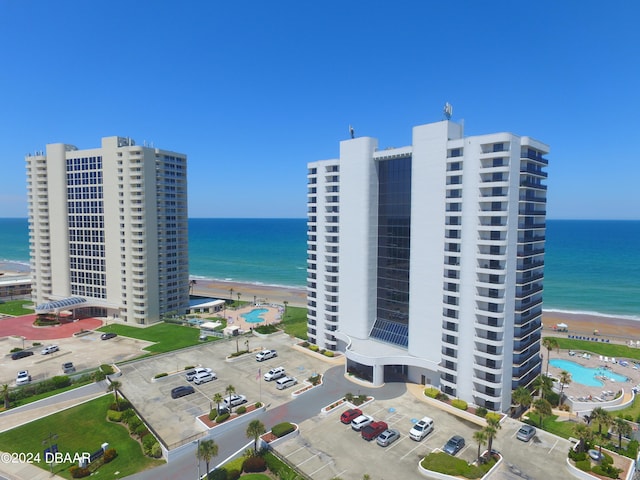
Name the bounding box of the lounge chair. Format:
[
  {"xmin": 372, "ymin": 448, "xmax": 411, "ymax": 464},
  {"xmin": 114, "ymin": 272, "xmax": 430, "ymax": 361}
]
[
  {"xmin": 599, "ymin": 355, "xmax": 603, "ymax": 361},
  {"xmin": 612, "ymin": 358, "xmax": 616, "ymax": 364},
  {"xmin": 604, "ymin": 357, "xmax": 609, "ymax": 363}
]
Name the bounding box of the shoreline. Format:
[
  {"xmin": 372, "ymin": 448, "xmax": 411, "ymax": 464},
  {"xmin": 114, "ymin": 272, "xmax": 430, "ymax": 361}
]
[{"xmin": 2, "ymin": 261, "xmax": 639, "ymax": 333}]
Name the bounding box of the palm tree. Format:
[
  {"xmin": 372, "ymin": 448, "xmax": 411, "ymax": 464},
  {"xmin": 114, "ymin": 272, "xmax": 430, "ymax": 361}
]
[
  {"xmin": 246, "ymin": 419, "xmax": 266, "ymax": 453},
  {"xmin": 237, "ymin": 292, "xmax": 241, "ymax": 305},
  {"xmin": 512, "ymin": 386, "xmax": 532, "ymax": 416},
  {"xmin": 558, "ymin": 371, "xmax": 572, "ymax": 406},
  {"xmin": 2, "ymin": 384, "xmax": 9, "ymax": 410},
  {"xmin": 283, "ymin": 300, "xmax": 289, "ymax": 319},
  {"xmin": 532, "ymin": 398, "xmax": 552, "ymax": 428},
  {"xmin": 542, "ymin": 337, "xmax": 559, "ymax": 375},
  {"xmin": 473, "ymin": 430, "xmax": 488, "ymax": 463},
  {"xmin": 213, "ymin": 393, "xmax": 223, "ymax": 414},
  {"xmin": 225, "ymin": 385, "xmax": 236, "ymax": 411},
  {"xmin": 197, "ymin": 439, "xmax": 218, "ymax": 477},
  {"xmin": 573, "ymin": 423, "xmax": 593, "ymax": 454},
  {"xmin": 590, "ymin": 407, "xmax": 612, "ymax": 437},
  {"xmin": 107, "ymin": 380, "xmax": 122, "ymax": 410},
  {"xmin": 229, "ymin": 288, "xmax": 234, "ymax": 301},
  {"xmin": 532, "ymin": 374, "xmax": 553, "ymax": 399},
  {"xmin": 612, "ymin": 417, "xmax": 633, "ymax": 450},
  {"xmin": 484, "ymin": 414, "xmax": 502, "ymax": 455},
  {"xmin": 189, "ymin": 279, "xmax": 197, "ymax": 295}
]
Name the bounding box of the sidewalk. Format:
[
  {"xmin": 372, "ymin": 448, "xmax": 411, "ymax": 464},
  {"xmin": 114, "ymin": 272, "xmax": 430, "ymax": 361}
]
[{"xmin": 0, "ymin": 384, "xmax": 107, "ymax": 480}]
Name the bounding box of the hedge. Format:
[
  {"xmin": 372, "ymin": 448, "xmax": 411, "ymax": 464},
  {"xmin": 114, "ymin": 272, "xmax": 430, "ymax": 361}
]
[
  {"xmin": 107, "ymin": 409, "xmax": 123, "ymax": 422},
  {"xmin": 424, "ymin": 387, "xmax": 439, "ymax": 398},
  {"xmin": 452, "ymin": 399, "xmax": 468, "ymax": 411},
  {"xmin": 271, "ymin": 422, "xmax": 295, "ymax": 438}
]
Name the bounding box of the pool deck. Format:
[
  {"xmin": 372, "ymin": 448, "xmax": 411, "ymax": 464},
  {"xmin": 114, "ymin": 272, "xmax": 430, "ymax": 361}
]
[
  {"xmin": 548, "ymin": 347, "xmax": 639, "ymax": 407},
  {"xmin": 224, "ymin": 304, "xmax": 283, "ymax": 333}
]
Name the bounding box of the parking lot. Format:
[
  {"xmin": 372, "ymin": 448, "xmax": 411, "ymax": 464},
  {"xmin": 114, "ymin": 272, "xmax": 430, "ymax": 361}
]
[
  {"xmin": 0, "ymin": 332, "xmax": 151, "ymax": 387},
  {"xmin": 117, "ymin": 332, "xmax": 332, "ymax": 447},
  {"xmin": 273, "ymin": 389, "xmax": 573, "ymax": 480}
]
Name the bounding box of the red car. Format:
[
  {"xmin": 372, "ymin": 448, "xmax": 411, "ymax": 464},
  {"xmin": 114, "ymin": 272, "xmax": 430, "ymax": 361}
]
[
  {"xmin": 361, "ymin": 421, "xmax": 388, "ymax": 441},
  {"xmin": 340, "ymin": 408, "xmax": 362, "ymax": 424}
]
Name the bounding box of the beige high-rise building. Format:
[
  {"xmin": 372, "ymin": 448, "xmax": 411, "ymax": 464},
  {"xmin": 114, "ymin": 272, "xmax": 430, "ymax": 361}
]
[{"xmin": 25, "ymin": 136, "xmax": 189, "ymax": 324}]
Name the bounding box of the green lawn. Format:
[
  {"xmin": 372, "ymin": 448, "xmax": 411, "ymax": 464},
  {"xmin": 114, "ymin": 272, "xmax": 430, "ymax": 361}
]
[
  {"xmin": 0, "ymin": 394, "xmax": 162, "ymax": 478},
  {"xmin": 0, "ymin": 299, "xmax": 33, "ymax": 316},
  {"xmin": 280, "ymin": 306, "xmax": 307, "ymax": 340},
  {"xmin": 549, "ymin": 337, "xmax": 640, "ymax": 361},
  {"xmin": 98, "ymin": 322, "xmax": 217, "ymax": 353}
]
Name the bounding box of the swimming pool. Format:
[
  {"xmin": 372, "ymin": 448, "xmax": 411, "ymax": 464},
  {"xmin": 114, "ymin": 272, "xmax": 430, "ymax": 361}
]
[
  {"xmin": 549, "ymin": 359, "xmax": 628, "ymax": 387},
  {"xmin": 241, "ymin": 308, "xmax": 268, "ymax": 323}
]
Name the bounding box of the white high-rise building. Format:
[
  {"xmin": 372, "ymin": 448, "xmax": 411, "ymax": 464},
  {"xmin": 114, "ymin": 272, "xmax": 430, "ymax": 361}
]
[
  {"xmin": 26, "ymin": 136, "xmax": 189, "ymax": 325},
  {"xmin": 307, "ymin": 120, "xmax": 549, "ymax": 412}
]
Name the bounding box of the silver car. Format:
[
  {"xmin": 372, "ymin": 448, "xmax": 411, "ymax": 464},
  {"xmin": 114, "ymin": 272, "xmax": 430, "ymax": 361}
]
[
  {"xmin": 516, "ymin": 424, "xmax": 536, "ymax": 442},
  {"xmin": 376, "ymin": 429, "xmax": 399, "ymax": 447}
]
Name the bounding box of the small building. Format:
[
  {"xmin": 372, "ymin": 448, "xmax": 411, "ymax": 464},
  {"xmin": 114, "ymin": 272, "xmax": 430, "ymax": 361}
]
[
  {"xmin": 0, "ymin": 274, "xmax": 32, "ymax": 300},
  {"xmin": 188, "ymin": 299, "xmax": 225, "ymax": 314}
]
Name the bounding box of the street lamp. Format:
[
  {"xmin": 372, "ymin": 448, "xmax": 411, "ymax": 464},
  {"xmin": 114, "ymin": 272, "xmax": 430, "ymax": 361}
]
[
  {"xmin": 42, "ymin": 432, "xmax": 58, "ymax": 476},
  {"xmin": 193, "ymin": 438, "xmax": 201, "ymax": 480}
]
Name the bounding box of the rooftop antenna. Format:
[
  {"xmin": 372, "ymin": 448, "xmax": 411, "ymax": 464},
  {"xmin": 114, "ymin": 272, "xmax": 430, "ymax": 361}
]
[
  {"xmin": 349, "ymin": 124, "xmax": 355, "ymax": 139},
  {"xmin": 443, "ymin": 102, "xmax": 453, "ymax": 120}
]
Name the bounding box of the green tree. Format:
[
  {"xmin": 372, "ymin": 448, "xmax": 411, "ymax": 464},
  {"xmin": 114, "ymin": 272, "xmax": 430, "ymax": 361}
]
[
  {"xmin": 2, "ymin": 384, "xmax": 9, "ymax": 410},
  {"xmin": 246, "ymin": 419, "xmax": 266, "ymax": 453},
  {"xmin": 612, "ymin": 417, "xmax": 632, "ymax": 450},
  {"xmin": 558, "ymin": 371, "xmax": 572, "ymax": 406},
  {"xmin": 473, "ymin": 429, "xmax": 488, "ymax": 463},
  {"xmin": 225, "ymin": 384, "xmax": 236, "ymax": 411},
  {"xmin": 213, "ymin": 392, "xmax": 223, "ymax": 414},
  {"xmin": 532, "ymin": 374, "xmax": 553, "ymax": 399},
  {"xmin": 484, "ymin": 414, "xmax": 502, "ymax": 455},
  {"xmin": 542, "ymin": 337, "xmax": 559, "ymax": 375},
  {"xmin": 107, "ymin": 380, "xmax": 122, "ymax": 410},
  {"xmin": 512, "ymin": 386, "xmax": 532, "ymax": 415},
  {"xmin": 573, "ymin": 422, "xmax": 593, "ymax": 454},
  {"xmin": 590, "ymin": 407, "xmax": 612, "ymax": 437},
  {"xmin": 197, "ymin": 439, "xmax": 218, "ymax": 477},
  {"xmin": 532, "ymin": 398, "xmax": 552, "ymax": 428}
]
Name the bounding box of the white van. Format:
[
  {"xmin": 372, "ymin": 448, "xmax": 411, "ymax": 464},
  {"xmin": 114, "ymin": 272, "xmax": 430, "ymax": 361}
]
[
  {"xmin": 193, "ymin": 371, "xmax": 216, "ymax": 385},
  {"xmin": 275, "ymin": 376, "xmax": 297, "ymax": 390},
  {"xmin": 409, "ymin": 416, "xmax": 434, "ymax": 441}
]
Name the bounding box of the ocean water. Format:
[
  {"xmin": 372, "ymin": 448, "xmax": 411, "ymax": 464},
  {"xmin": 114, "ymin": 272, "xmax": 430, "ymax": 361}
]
[{"xmin": 1, "ymin": 218, "xmax": 638, "ymax": 319}]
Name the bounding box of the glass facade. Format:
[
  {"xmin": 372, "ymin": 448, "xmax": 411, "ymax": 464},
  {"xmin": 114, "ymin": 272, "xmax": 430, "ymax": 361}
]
[{"xmin": 371, "ymin": 156, "xmax": 412, "ymax": 347}]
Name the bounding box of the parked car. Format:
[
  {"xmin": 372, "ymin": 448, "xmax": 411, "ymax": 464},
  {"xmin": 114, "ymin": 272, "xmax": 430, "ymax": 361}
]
[
  {"xmin": 41, "ymin": 345, "xmax": 59, "ymax": 355},
  {"xmin": 361, "ymin": 421, "xmax": 388, "ymax": 441},
  {"xmin": 16, "ymin": 370, "xmax": 31, "ymax": 386},
  {"xmin": 11, "ymin": 350, "xmax": 34, "ymax": 360},
  {"xmin": 185, "ymin": 367, "xmax": 214, "ymax": 381},
  {"xmin": 409, "ymin": 416, "xmax": 434, "ymax": 441},
  {"xmin": 223, "ymin": 394, "xmax": 247, "ymax": 408},
  {"xmin": 351, "ymin": 414, "xmax": 374, "ymax": 431},
  {"xmin": 443, "ymin": 435, "xmax": 465, "ymax": 455},
  {"xmin": 376, "ymin": 429, "xmax": 400, "ymax": 447},
  {"xmin": 264, "ymin": 366, "xmax": 286, "ymax": 381},
  {"xmin": 275, "ymin": 376, "xmax": 297, "ymax": 390},
  {"xmin": 100, "ymin": 332, "xmax": 117, "ymax": 340},
  {"xmin": 255, "ymin": 349, "xmax": 277, "ymax": 362},
  {"xmin": 171, "ymin": 385, "xmax": 195, "ymax": 399},
  {"xmin": 62, "ymin": 362, "xmax": 76, "ymax": 374},
  {"xmin": 516, "ymin": 425, "xmax": 536, "ymax": 442},
  {"xmin": 340, "ymin": 408, "xmax": 363, "ymax": 424},
  {"xmin": 193, "ymin": 371, "xmax": 216, "ymax": 385}
]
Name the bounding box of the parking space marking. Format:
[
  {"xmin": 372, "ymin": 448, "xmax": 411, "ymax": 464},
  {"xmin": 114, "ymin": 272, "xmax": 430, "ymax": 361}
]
[
  {"xmin": 309, "ymin": 461, "xmax": 333, "ymax": 477},
  {"xmin": 400, "ymin": 440, "xmax": 428, "ymax": 460},
  {"xmin": 296, "ymin": 453, "xmax": 320, "ymax": 467},
  {"xmin": 286, "ymin": 445, "xmax": 308, "ymax": 457},
  {"xmin": 548, "ymin": 438, "xmax": 559, "ymax": 454},
  {"xmin": 385, "ymin": 435, "xmax": 409, "ymax": 451}
]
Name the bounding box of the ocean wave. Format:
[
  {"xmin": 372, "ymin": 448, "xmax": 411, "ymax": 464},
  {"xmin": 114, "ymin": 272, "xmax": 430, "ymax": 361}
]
[{"xmin": 543, "ymin": 308, "xmax": 640, "ymax": 322}]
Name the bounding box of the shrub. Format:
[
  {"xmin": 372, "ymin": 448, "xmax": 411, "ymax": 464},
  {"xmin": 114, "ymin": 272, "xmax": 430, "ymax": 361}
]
[
  {"xmin": 184, "ymin": 365, "xmax": 195, "ymax": 370},
  {"xmin": 100, "ymin": 364, "xmax": 115, "ymax": 375},
  {"xmin": 254, "ymin": 402, "xmax": 262, "ymax": 408},
  {"xmin": 51, "ymin": 375, "xmax": 71, "ymax": 389},
  {"xmin": 485, "ymin": 412, "xmax": 502, "ymax": 424},
  {"xmin": 223, "ymin": 457, "xmax": 245, "ymax": 473},
  {"xmin": 142, "ymin": 434, "xmax": 157, "ymax": 451},
  {"xmin": 154, "ymin": 372, "xmax": 168, "ymax": 379},
  {"xmin": 272, "ymin": 422, "xmax": 295, "ymax": 438},
  {"xmin": 128, "ymin": 416, "xmax": 142, "ymax": 431},
  {"xmin": 103, "ymin": 448, "xmax": 117, "ymax": 463},
  {"xmin": 435, "ymin": 392, "xmax": 449, "ymax": 401},
  {"xmin": 593, "ymin": 463, "xmax": 622, "ymax": 479},
  {"xmin": 243, "ymin": 456, "xmax": 266, "ymax": 472},
  {"xmin": 424, "ymin": 387, "xmax": 439, "ymax": 398},
  {"xmin": 208, "ymin": 469, "xmax": 228, "ymax": 480},
  {"xmin": 120, "ymin": 409, "xmax": 135, "ymax": 422},
  {"xmin": 33, "ymin": 342, "xmax": 42, "ymax": 346},
  {"xmin": 150, "ymin": 442, "xmax": 163, "ymax": 458},
  {"xmin": 575, "ymin": 459, "xmax": 591, "ymax": 471},
  {"xmin": 93, "ymin": 369, "xmax": 106, "ymax": 382},
  {"xmin": 208, "ymin": 409, "xmax": 217, "ymax": 421},
  {"xmin": 263, "ymin": 450, "xmax": 288, "ymax": 475},
  {"xmin": 475, "ymin": 406, "xmax": 488, "ymax": 418},
  {"xmin": 309, "ymin": 344, "xmax": 319, "ymax": 352},
  {"xmin": 107, "ymin": 409, "xmax": 123, "ymax": 422},
  {"xmin": 452, "ymin": 399, "xmax": 468, "ymax": 411},
  {"xmin": 308, "ymin": 374, "xmax": 321, "ymax": 385},
  {"xmin": 226, "ymin": 469, "xmax": 241, "ymax": 480},
  {"xmin": 323, "ymin": 350, "xmax": 334, "ymax": 357},
  {"xmin": 229, "ymin": 349, "xmax": 249, "ymax": 358},
  {"xmin": 301, "ymin": 341, "xmax": 309, "ymax": 348},
  {"xmin": 215, "ymin": 413, "xmax": 230, "ymax": 423},
  {"xmin": 133, "ymin": 423, "xmax": 149, "ymax": 438},
  {"xmin": 10, "ymin": 347, "xmax": 23, "ymax": 353},
  {"xmin": 236, "ymin": 405, "xmax": 246, "ymax": 414},
  {"xmin": 69, "ymin": 465, "xmax": 91, "ymax": 478},
  {"xmin": 568, "ymin": 449, "xmax": 587, "ymax": 461}
]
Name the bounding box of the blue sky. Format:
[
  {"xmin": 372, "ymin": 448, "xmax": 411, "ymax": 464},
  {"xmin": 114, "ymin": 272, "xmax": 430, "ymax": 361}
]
[{"xmin": 1, "ymin": 1, "xmax": 638, "ymax": 219}]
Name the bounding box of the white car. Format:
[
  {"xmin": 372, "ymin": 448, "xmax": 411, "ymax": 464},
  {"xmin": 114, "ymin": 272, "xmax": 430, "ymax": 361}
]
[
  {"xmin": 264, "ymin": 367, "xmax": 286, "ymax": 381},
  {"xmin": 185, "ymin": 367, "xmax": 214, "ymax": 381},
  {"xmin": 223, "ymin": 394, "xmax": 247, "ymax": 408},
  {"xmin": 16, "ymin": 370, "xmax": 31, "ymax": 386},
  {"xmin": 41, "ymin": 345, "xmax": 59, "ymax": 355},
  {"xmin": 351, "ymin": 414, "xmax": 374, "ymax": 431},
  {"xmin": 193, "ymin": 371, "xmax": 216, "ymax": 385},
  {"xmin": 275, "ymin": 376, "xmax": 297, "ymax": 390},
  {"xmin": 255, "ymin": 349, "xmax": 277, "ymax": 362},
  {"xmin": 409, "ymin": 416, "xmax": 434, "ymax": 441}
]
